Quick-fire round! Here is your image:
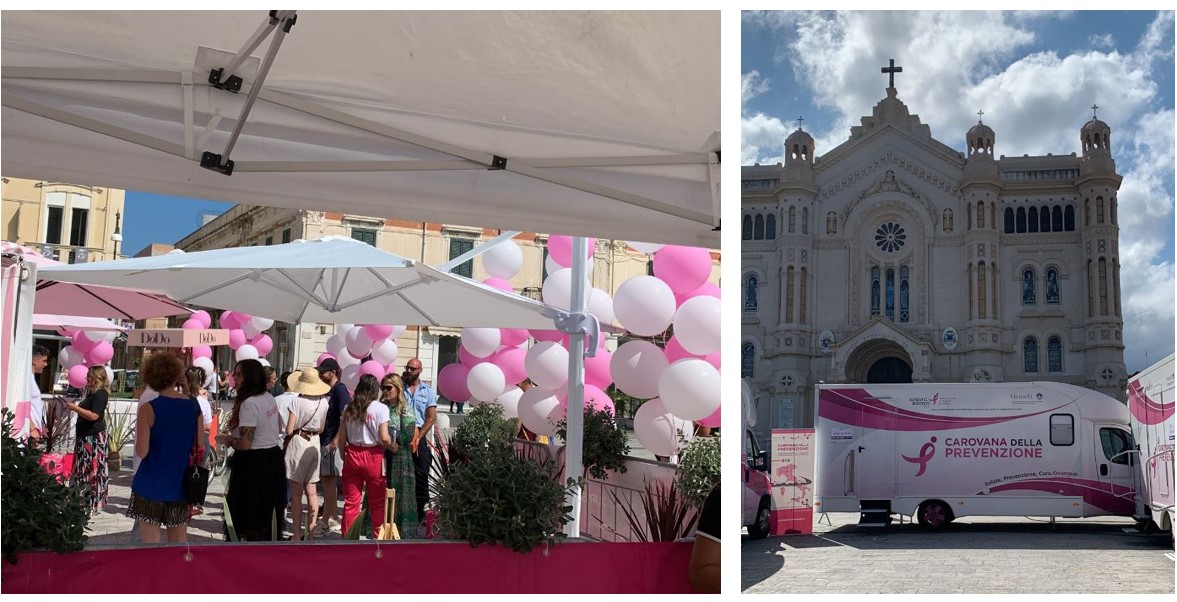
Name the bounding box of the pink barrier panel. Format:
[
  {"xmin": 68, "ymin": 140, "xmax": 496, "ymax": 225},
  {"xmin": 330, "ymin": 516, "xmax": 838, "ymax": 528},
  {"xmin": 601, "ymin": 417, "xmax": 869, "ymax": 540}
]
[{"xmin": 2, "ymin": 541, "xmax": 695, "ymax": 594}]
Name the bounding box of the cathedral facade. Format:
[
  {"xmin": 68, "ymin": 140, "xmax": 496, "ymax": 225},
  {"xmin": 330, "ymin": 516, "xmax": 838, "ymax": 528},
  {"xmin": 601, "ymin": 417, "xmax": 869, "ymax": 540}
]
[{"xmin": 741, "ymin": 82, "xmax": 1126, "ymax": 440}]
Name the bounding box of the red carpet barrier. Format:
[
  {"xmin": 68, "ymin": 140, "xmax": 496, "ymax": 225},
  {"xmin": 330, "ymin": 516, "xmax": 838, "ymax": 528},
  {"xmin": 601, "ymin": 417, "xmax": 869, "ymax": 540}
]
[{"xmin": 2, "ymin": 541, "xmax": 695, "ymax": 593}]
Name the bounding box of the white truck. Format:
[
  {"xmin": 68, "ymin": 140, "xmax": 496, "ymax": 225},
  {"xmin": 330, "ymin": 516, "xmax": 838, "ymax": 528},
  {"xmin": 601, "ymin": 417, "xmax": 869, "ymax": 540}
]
[
  {"xmin": 1127, "ymin": 354, "xmax": 1174, "ymax": 535},
  {"xmin": 815, "ymin": 382, "xmax": 1139, "ymax": 529}
]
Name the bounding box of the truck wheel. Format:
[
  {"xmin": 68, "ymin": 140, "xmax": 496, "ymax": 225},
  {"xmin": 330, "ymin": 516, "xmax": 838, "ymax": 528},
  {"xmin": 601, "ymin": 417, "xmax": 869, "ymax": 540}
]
[
  {"xmin": 748, "ymin": 497, "xmax": 771, "ymax": 539},
  {"xmin": 917, "ymin": 500, "xmax": 952, "ymax": 529}
]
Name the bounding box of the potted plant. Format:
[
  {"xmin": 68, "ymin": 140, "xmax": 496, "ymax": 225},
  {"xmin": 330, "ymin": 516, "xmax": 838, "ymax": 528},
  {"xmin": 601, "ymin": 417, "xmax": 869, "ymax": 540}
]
[
  {"xmin": 606, "ymin": 478, "xmax": 698, "ymax": 542},
  {"xmin": 0, "ymin": 408, "xmax": 89, "ymax": 563},
  {"xmin": 105, "ymin": 408, "xmax": 136, "ymax": 472},
  {"xmin": 675, "ymin": 433, "xmax": 721, "ymax": 509},
  {"xmin": 555, "ymin": 406, "xmax": 630, "ymax": 480}
]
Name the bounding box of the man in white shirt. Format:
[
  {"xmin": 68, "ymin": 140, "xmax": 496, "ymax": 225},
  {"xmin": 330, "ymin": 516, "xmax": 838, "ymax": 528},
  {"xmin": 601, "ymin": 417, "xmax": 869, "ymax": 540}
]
[{"xmin": 22, "ymin": 345, "xmax": 49, "ymax": 442}]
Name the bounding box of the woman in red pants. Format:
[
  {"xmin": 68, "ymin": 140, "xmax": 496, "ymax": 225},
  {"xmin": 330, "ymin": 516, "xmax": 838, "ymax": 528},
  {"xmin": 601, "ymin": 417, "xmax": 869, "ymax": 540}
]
[{"xmin": 335, "ymin": 374, "xmax": 397, "ymax": 537}]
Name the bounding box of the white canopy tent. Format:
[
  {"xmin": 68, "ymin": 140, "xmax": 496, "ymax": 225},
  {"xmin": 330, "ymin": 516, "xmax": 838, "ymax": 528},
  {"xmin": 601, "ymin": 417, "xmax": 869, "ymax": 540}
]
[{"xmin": 1, "ymin": 10, "xmax": 720, "ymax": 537}]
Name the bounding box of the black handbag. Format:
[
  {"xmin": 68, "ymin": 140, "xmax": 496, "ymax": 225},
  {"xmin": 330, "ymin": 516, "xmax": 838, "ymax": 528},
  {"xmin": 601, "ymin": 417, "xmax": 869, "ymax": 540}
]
[{"xmin": 183, "ymin": 402, "xmax": 211, "ymax": 505}]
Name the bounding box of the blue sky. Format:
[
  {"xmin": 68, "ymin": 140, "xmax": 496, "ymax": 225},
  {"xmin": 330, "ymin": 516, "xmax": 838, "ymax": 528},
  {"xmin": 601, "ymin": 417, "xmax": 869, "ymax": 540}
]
[
  {"xmin": 743, "ymin": 10, "xmax": 1175, "ymax": 374},
  {"xmin": 122, "ymin": 192, "xmax": 231, "ymax": 256}
]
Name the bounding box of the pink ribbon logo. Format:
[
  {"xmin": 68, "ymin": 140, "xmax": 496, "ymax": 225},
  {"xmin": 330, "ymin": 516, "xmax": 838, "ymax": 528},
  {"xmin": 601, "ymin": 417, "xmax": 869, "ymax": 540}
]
[{"xmin": 902, "ymin": 436, "xmax": 937, "ymax": 476}]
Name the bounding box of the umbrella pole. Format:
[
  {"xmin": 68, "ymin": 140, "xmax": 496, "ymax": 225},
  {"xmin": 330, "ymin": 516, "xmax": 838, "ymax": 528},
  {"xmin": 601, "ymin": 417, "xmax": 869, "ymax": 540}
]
[{"xmin": 562, "ymin": 237, "xmax": 588, "ymax": 538}]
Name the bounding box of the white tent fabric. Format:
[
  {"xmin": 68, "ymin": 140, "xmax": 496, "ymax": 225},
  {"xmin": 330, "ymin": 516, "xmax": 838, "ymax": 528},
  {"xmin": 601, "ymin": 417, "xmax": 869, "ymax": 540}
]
[
  {"xmin": 37, "ymin": 236, "xmax": 566, "ymax": 329},
  {"xmin": 1, "ymin": 10, "xmax": 720, "ymax": 248}
]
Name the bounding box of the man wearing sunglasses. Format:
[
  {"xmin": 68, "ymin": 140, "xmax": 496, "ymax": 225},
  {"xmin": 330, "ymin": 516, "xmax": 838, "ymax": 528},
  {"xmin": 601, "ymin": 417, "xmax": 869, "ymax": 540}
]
[{"xmin": 403, "ymin": 358, "xmax": 437, "ymax": 526}]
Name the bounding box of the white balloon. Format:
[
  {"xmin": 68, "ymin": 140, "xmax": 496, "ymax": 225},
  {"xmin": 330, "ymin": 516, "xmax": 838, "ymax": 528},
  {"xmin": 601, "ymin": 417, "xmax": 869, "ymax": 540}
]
[
  {"xmin": 341, "ymin": 363, "xmax": 361, "ymax": 391},
  {"xmin": 633, "ymin": 398, "xmax": 690, "ymax": 457},
  {"xmin": 627, "ymin": 241, "xmax": 666, "ymax": 255},
  {"xmin": 495, "ymin": 386, "xmax": 525, "ymax": 419},
  {"xmin": 481, "ymin": 240, "xmax": 524, "ymax": 280},
  {"xmin": 251, "ymin": 316, "xmax": 275, "ymax": 332},
  {"xmin": 167, "ymin": 248, "xmax": 186, "ymax": 254},
  {"xmin": 235, "ymin": 344, "xmax": 259, "ymax": 362},
  {"xmin": 544, "ymin": 255, "xmax": 562, "ymax": 278},
  {"xmin": 460, "ymin": 327, "xmax": 501, "ymax": 359},
  {"xmin": 672, "ymin": 296, "xmax": 722, "ymax": 356},
  {"xmin": 337, "ymin": 323, "xmax": 355, "ymax": 335},
  {"xmin": 85, "ymin": 329, "xmax": 112, "ymax": 343},
  {"xmin": 336, "ymin": 350, "xmax": 361, "ymax": 367},
  {"xmin": 435, "ymin": 412, "xmax": 451, "ymax": 431},
  {"xmin": 59, "ymin": 346, "xmax": 85, "ymax": 369},
  {"xmin": 345, "ymin": 327, "xmax": 375, "ymax": 359},
  {"xmin": 610, "ymin": 340, "xmax": 668, "ymax": 399},
  {"xmin": 390, "ymin": 325, "xmax": 407, "ymax": 339},
  {"xmin": 524, "ymin": 341, "xmax": 569, "ymax": 390},
  {"xmin": 325, "ymin": 333, "xmax": 347, "ymax": 357},
  {"xmin": 258, "ymin": 358, "xmax": 271, "ymax": 368},
  {"xmin": 541, "ymin": 268, "xmax": 592, "ymax": 311},
  {"xmin": 467, "ymin": 362, "xmax": 507, "ymax": 403},
  {"xmin": 658, "ymin": 358, "xmax": 721, "ymax": 421},
  {"xmin": 242, "ymin": 322, "xmax": 262, "ymax": 339},
  {"xmin": 517, "ymin": 386, "xmax": 561, "ymax": 438},
  {"xmin": 371, "ymin": 339, "xmax": 399, "ymax": 365},
  {"xmin": 613, "ymin": 275, "xmax": 676, "ymax": 336},
  {"xmin": 192, "ymin": 356, "xmax": 215, "ymax": 375},
  {"xmin": 587, "ymin": 287, "xmax": 615, "ymax": 325}
]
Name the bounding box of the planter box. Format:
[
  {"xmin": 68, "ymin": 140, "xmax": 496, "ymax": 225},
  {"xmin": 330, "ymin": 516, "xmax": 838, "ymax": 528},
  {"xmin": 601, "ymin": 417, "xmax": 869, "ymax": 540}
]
[{"xmin": 1, "ymin": 541, "xmax": 694, "ymax": 593}]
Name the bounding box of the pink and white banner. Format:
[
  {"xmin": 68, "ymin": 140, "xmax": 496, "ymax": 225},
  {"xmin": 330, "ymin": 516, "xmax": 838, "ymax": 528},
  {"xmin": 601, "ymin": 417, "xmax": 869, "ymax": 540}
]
[{"xmin": 770, "ymin": 428, "xmax": 815, "ymax": 535}]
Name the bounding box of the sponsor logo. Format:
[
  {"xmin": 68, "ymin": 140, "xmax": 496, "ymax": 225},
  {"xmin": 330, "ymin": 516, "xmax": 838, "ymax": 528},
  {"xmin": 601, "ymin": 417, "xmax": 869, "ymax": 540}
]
[
  {"xmin": 902, "ymin": 436, "xmax": 937, "ymax": 477},
  {"xmin": 911, "ymin": 393, "xmax": 952, "ymax": 407}
]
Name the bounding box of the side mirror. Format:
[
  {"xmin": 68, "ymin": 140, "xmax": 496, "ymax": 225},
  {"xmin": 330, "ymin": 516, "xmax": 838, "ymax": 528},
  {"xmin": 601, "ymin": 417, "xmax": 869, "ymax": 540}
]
[{"xmin": 756, "ymin": 449, "xmax": 770, "ymax": 472}]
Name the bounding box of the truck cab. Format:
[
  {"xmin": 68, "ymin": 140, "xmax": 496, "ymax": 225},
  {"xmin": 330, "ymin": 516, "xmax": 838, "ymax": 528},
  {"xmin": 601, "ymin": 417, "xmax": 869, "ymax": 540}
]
[{"xmin": 742, "ymin": 380, "xmax": 772, "ymax": 538}]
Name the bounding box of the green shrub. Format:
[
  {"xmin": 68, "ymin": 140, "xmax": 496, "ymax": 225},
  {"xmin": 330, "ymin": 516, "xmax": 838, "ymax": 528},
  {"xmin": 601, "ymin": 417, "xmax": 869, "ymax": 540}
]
[
  {"xmin": 450, "ymin": 403, "xmax": 516, "ymax": 463},
  {"xmin": 0, "ymin": 408, "xmax": 90, "ymax": 563},
  {"xmin": 676, "ymin": 434, "xmax": 721, "ymax": 508},
  {"xmin": 556, "ymin": 406, "xmax": 630, "ymax": 480}
]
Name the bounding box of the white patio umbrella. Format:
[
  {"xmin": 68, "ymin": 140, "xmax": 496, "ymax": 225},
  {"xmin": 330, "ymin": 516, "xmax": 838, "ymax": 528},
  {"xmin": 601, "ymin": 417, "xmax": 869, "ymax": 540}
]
[{"xmin": 37, "ymin": 236, "xmax": 567, "ymax": 329}]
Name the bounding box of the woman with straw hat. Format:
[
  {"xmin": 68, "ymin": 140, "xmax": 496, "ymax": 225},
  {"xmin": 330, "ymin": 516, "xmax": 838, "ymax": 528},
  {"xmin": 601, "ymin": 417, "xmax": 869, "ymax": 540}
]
[{"xmin": 284, "ymin": 368, "xmax": 330, "ymax": 541}]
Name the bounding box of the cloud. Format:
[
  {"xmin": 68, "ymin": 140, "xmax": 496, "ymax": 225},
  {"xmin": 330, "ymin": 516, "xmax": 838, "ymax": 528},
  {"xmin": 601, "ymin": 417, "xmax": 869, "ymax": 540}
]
[
  {"xmin": 1088, "ymin": 33, "xmax": 1115, "ymax": 49},
  {"xmin": 742, "ymin": 71, "xmax": 771, "ymax": 107}
]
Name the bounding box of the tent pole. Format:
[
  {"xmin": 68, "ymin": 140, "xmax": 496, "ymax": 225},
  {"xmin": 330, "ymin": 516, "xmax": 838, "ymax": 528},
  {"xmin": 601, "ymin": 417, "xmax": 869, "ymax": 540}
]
[
  {"xmin": 434, "ymin": 230, "xmax": 521, "ymax": 274},
  {"xmin": 562, "ymin": 237, "xmax": 588, "ymax": 538}
]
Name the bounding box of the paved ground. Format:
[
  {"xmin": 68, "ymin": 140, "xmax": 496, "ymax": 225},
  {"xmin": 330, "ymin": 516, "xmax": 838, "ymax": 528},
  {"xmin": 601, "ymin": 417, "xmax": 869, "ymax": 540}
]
[{"xmin": 742, "ymin": 512, "xmax": 1175, "ymax": 594}]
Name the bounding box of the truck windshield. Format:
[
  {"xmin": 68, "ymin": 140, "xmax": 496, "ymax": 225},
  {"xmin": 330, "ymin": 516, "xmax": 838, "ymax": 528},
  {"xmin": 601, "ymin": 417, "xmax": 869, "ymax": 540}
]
[{"xmin": 1099, "ymin": 427, "xmax": 1135, "ymax": 465}]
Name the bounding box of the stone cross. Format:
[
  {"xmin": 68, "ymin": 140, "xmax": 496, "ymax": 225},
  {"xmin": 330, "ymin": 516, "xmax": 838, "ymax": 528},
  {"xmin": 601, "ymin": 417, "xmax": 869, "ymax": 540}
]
[
  {"xmin": 977, "ymin": 110, "xmax": 984, "ymax": 123},
  {"xmin": 881, "ymin": 59, "xmax": 903, "ymax": 88},
  {"xmin": 795, "ymin": 116, "xmax": 804, "ymax": 130},
  {"xmin": 1091, "ymin": 104, "xmax": 1099, "ymax": 119}
]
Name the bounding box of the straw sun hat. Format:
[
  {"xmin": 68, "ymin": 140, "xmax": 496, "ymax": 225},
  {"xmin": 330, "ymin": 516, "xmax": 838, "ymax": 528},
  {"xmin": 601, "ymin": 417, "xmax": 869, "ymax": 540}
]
[{"xmin": 290, "ymin": 368, "xmax": 331, "ymax": 396}]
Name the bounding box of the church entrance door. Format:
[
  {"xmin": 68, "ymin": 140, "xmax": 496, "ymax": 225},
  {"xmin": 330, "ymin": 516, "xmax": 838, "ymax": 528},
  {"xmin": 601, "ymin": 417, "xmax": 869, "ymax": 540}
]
[{"xmin": 866, "ymin": 357, "xmax": 913, "ymax": 384}]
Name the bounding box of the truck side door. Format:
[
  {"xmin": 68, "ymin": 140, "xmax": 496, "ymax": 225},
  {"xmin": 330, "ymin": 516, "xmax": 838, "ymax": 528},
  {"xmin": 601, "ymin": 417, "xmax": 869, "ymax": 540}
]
[{"xmin": 1095, "ymin": 425, "xmax": 1138, "ymax": 516}]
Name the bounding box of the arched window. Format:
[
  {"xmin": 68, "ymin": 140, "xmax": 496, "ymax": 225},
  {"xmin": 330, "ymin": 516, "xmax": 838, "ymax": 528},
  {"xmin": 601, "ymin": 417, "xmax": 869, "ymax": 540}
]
[
  {"xmin": 899, "ymin": 266, "xmax": 910, "ymax": 323},
  {"xmin": 785, "ymin": 267, "xmax": 795, "ymax": 322},
  {"xmin": 967, "ymin": 263, "xmax": 974, "ymax": 320},
  {"xmin": 1085, "ymin": 199, "xmax": 1091, "ymax": 227},
  {"xmin": 1064, "ymin": 205, "xmax": 1075, "ymax": 231},
  {"xmin": 826, "ymin": 212, "xmax": 837, "ymax": 235},
  {"xmin": 1004, "ymin": 208, "xmax": 1015, "ymax": 233},
  {"xmin": 1048, "ymin": 337, "xmax": 1063, "ymax": 372},
  {"xmin": 871, "ymin": 266, "xmax": 881, "ymax": 317},
  {"xmin": 1024, "ymin": 337, "xmax": 1039, "ymax": 373},
  {"xmin": 766, "ymin": 214, "xmax": 777, "ymax": 239},
  {"xmin": 1027, "ymin": 207, "xmax": 1039, "ymax": 233},
  {"xmin": 976, "ymin": 202, "xmax": 985, "ymax": 228},
  {"xmin": 1052, "ymin": 206, "xmax": 1063, "ymax": 232},
  {"xmin": 1022, "ymin": 268, "xmax": 1036, "ymax": 305},
  {"xmin": 788, "ymin": 206, "xmax": 797, "ymax": 233},
  {"xmin": 1096, "ymin": 197, "xmax": 1105, "ymax": 224},
  {"xmin": 743, "ymin": 273, "xmax": 758, "ymax": 312},
  {"xmin": 978, "ymin": 263, "xmax": 987, "ymax": 319},
  {"xmin": 1087, "ymin": 259, "xmax": 1094, "ymax": 318},
  {"xmin": 1111, "ymin": 197, "xmax": 1117, "ymax": 225},
  {"xmin": 800, "ymin": 268, "xmax": 808, "ymax": 323},
  {"xmin": 885, "ymin": 268, "xmax": 895, "ymax": 321},
  {"xmin": 742, "ymin": 214, "xmax": 752, "ymax": 240},
  {"xmin": 753, "ymin": 214, "xmax": 765, "ymax": 240},
  {"xmin": 967, "ymin": 206, "xmax": 972, "ymax": 230},
  {"xmin": 1045, "ymin": 267, "xmax": 1060, "ymax": 305},
  {"xmin": 1016, "ymin": 207, "xmax": 1027, "ymax": 233},
  {"xmin": 1099, "ymin": 257, "xmax": 1108, "ymax": 315},
  {"xmin": 1040, "ymin": 207, "xmax": 1051, "ymax": 232},
  {"xmin": 741, "ymin": 343, "xmax": 755, "ymax": 378},
  {"xmin": 990, "ymin": 203, "xmax": 996, "ymax": 231},
  {"xmin": 802, "ymin": 208, "xmax": 809, "ymax": 235},
  {"xmin": 1113, "ymin": 257, "xmax": 1121, "ymax": 317}
]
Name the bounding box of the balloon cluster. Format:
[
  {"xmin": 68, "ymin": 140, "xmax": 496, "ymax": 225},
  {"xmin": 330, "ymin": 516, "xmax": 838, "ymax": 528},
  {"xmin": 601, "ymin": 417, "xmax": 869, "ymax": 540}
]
[
  {"xmin": 458, "ymin": 236, "xmax": 721, "ymax": 457},
  {"xmin": 321, "ymin": 323, "xmax": 408, "ymax": 391},
  {"xmin": 58, "ymin": 329, "xmax": 118, "ymax": 390}
]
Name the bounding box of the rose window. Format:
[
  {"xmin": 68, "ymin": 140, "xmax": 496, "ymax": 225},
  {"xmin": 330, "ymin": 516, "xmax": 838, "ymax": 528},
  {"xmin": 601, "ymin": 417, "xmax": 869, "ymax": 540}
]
[{"xmin": 875, "ymin": 222, "xmax": 906, "ymax": 253}]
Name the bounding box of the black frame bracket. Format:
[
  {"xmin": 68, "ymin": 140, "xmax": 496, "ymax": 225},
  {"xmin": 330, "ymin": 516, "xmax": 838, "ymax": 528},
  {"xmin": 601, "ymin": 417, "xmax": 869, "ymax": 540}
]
[
  {"xmin": 201, "ymin": 151, "xmax": 235, "ymax": 176},
  {"xmin": 489, "ymin": 155, "xmax": 508, "ymax": 170}
]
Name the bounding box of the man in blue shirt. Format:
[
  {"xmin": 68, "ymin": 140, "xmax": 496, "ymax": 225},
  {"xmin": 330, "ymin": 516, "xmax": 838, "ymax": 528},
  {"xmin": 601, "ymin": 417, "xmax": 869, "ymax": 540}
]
[
  {"xmin": 403, "ymin": 357, "xmax": 437, "ymax": 525},
  {"xmin": 316, "ymin": 358, "xmax": 350, "ymax": 536}
]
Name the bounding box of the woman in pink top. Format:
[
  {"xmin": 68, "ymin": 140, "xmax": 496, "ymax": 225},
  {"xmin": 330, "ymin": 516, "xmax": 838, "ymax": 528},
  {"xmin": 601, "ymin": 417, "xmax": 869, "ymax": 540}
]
[{"xmin": 335, "ymin": 374, "xmax": 397, "ymax": 537}]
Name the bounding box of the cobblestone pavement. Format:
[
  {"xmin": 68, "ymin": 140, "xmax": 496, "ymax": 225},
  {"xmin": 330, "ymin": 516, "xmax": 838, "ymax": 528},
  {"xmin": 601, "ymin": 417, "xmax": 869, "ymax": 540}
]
[{"xmin": 742, "ymin": 512, "xmax": 1175, "ymax": 594}]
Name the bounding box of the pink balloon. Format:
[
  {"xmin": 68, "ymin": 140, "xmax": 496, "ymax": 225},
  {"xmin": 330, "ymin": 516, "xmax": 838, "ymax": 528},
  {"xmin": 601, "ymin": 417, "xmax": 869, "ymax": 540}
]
[
  {"xmin": 459, "ymin": 345, "xmax": 492, "ymax": 367},
  {"xmin": 704, "ymin": 351, "xmax": 720, "ymax": 370},
  {"xmin": 220, "ymin": 310, "xmax": 241, "ymax": 329},
  {"xmin": 86, "ymin": 341, "xmax": 114, "ymax": 365},
  {"xmin": 674, "ymin": 280, "xmax": 721, "ymax": 308},
  {"xmin": 68, "ymin": 364, "xmax": 90, "ymax": 389},
  {"xmin": 71, "ymin": 331, "xmax": 96, "ymax": 354},
  {"xmin": 191, "ymin": 310, "xmax": 213, "ymax": 329},
  {"xmin": 493, "ymin": 346, "xmax": 529, "ymax": 388},
  {"xmin": 556, "ymin": 384, "xmax": 615, "ymax": 416},
  {"xmin": 664, "ymin": 336, "xmax": 696, "ymax": 364},
  {"xmin": 359, "ymin": 360, "xmax": 386, "ymax": 380},
  {"xmin": 500, "ymin": 328, "xmax": 529, "ymax": 347},
  {"xmin": 437, "ymin": 363, "xmax": 471, "ymax": 403},
  {"xmin": 697, "ymin": 406, "xmax": 721, "ymax": 428},
  {"xmin": 228, "ymin": 329, "xmax": 247, "ymax": 350},
  {"xmin": 548, "ymin": 235, "xmax": 596, "ymax": 268},
  {"xmin": 182, "ymin": 318, "xmax": 203, "ymax": 330},
  {"xmin": 483, "ymin": 277, "xmax": 514, "ymax": 293},
  {"xmin": 363, "ymin": 324, "xmax": 394, "ymax": 341},
  {"xmin": 226, "ymin": 373, "xmax": 236, "ymax": 389},
  {"xmin": 531, "ymin": 329, "xmax": 563, "ymax": 343},
  {"xmin": 386, "ymin": 363, "xmax": 398, "ymax": 376},
  {"xmin": 192, "ymin": 345, "xmax": 213, "ymax": 359},
  {"xmin": 584, "ymin": 347, "xmax": 613, "ymax": 389},
  {"xmin": 653, "ymin": 245, "xmax": 713, "ymax": 295},
  {"xmin": 251, "ymin": 334, "xmax": 273, "ymax": 356},
  {"xmin": 317, "ymin": 353, "xmax": 337, "ymax": 366}
]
